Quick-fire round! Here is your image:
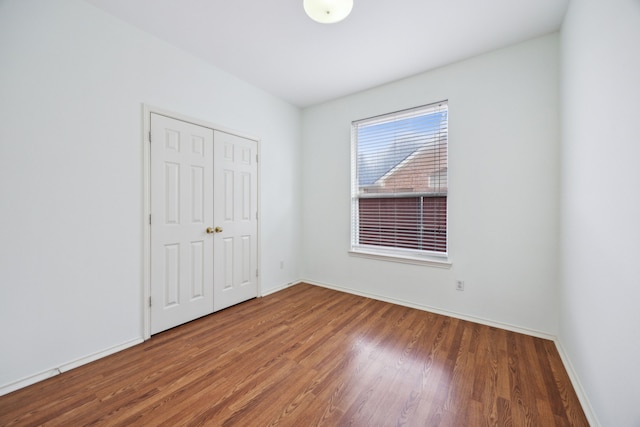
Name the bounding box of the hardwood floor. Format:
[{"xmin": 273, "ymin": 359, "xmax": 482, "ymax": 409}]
[{"xmin": 0, "ymin": 283, "xmax": 588, "ymax": 426}]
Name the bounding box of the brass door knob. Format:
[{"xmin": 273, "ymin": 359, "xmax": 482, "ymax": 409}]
[
  {"xmin": 206, "ymin": 227, "xmax": 215, "ymax": 234},
  {"xmin": 214, "ymin": 226, "xmax": 223, "ymax": 233}
]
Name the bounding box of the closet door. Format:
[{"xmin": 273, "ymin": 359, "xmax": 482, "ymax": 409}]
[
  {"xmin": 150, "ymin": 113, "xmax": 214, "ymax": 334},
  {"xmin": 212, "ymin": 130, "xmax": 258, "ymax": 311}
]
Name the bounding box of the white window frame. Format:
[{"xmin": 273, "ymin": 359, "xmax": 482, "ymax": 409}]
[{"xmin": 349, "ymin": 102, "xmax": 451, "ymax": 268}]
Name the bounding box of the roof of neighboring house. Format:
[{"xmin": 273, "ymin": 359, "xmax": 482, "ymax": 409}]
[{"xmin": 363, "ymin": 139, "xmax": 448, "ymax": 194}]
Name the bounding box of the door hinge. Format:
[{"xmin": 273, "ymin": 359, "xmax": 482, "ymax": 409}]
[
  {"xmin": 256, "ymin": 269, "xmax": 259, "ymax": 278},
  {"xmin": 149, "ymin": 296, "xmax": 152, "ymax": 307},
  {"xmin": 149, "ymin": 214, "xmax": 152, "ymax": 225},
  {"xmin": 148, "ymin": 131, "xmax": 152, "ymax": 143},
  {"xmin": 256, "ymin": 154, "xmax": 258, "ymax": 163}
]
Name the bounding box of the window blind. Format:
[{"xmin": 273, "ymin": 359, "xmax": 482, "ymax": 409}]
[{"xmin": 351, "ymin": 101, "xmax": 448, "ymax": 256}]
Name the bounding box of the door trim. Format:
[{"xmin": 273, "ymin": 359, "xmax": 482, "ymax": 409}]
[{"xmin": 142, "ymin": 104, "xmax": 262, "ymax": 340}]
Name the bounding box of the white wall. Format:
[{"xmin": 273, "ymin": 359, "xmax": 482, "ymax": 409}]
[
  {"xmin": 559, "ymin": 0, "xmax": 640, "ymax": 425},
  {"xmin": 302, "ymin": 35, "xmax": 561, "ymax": 335},
  {"xmin": 0, "ymin": 0, "xmax": 301, "ymax": 390}
]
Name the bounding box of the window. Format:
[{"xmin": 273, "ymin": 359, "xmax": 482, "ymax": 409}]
[{"xmin": 351, "ymin": 101, "xmax": 448, "ymax": 262}]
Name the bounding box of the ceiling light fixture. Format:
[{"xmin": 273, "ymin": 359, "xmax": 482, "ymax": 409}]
[{"xmin": 304, "ymin": 0, "xmax": 353, "ymax": 24}]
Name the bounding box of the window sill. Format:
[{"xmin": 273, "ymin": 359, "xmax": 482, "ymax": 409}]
[{"xmin": 349, "ymin": 248, "xmax": 452, "ymax": 268}]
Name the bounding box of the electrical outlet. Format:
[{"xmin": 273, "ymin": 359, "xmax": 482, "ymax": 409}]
[{"xmin": 456, "ymin": 280, "xmax": 465, "ymax": 291}]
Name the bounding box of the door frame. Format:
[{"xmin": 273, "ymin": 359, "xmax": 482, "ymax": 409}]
[{"xmin": 142, "ymin": 104, "xmax": 262, "ymax": 340}]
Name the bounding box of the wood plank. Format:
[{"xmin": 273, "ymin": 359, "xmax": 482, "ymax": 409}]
[{"xmin": 0, "ymin": 283, "xmax": 589, "ymax": 426}]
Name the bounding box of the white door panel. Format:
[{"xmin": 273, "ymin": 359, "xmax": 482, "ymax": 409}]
[
  {"xmin": 213, "ymin": 131, "xmax": 258, "ymax": 311},
  {"xmin": 150, "ymin": 113, "xmax": 214, "ymax": 334}
]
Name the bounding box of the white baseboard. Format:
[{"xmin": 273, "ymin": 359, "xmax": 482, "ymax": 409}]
[
  {"xmin": 302, "ymin": 279, "xmax": 556, "ymax": 340},
  {"xmin": 0, "ymin": 337, "xmax": 143, "ymax": 397},
  {"xmin": 261, "ymin": 280, "xmax": 298, "ymax": 297},
  {"xmin": 554, "ymin": 339, "xmax": 600, "ymax": 427}
]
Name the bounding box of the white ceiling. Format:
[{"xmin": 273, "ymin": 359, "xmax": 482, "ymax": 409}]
[{"xmin": 85, "ymin": 0, "xmax": 568, "ymax": 108}]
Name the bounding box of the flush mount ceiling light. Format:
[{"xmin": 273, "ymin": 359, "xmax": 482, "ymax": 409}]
[{"xmin": 304, "ymin": 0, "xmax": 353, "ymax": 24}]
